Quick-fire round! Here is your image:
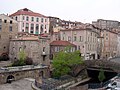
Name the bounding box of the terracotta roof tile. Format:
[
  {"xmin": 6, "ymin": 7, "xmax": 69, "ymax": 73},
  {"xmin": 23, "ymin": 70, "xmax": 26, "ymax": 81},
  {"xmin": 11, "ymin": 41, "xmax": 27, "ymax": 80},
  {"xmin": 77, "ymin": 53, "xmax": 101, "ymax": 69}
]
[
  {"xmin": 50, "ymin": 40, "xmax": 76, "ymax": 46},
  {"xmin": 9, "ymin": 8, "xmax": 47, "ymax": 18}
]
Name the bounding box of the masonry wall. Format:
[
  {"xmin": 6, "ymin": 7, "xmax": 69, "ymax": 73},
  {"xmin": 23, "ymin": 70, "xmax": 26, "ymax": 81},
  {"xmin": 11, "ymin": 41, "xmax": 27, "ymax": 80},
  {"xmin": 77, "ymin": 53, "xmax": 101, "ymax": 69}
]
[
  {"xmin": 0, "ymin": 67, "xmax": 50, "ymax": 84},
  {"xmin": 0, "ymin": 14, "xmax": 18, "ymax": 56}
]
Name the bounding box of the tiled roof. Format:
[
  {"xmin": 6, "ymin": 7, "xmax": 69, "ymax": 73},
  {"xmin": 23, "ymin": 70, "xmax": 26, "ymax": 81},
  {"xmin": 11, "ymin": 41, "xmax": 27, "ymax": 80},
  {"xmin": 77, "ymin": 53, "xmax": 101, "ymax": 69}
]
[
  {"xmin": 50, "ymin": 40, "xmax": 76, "ymax": 46},
  {"xmin": 9, "ymin": 8, "xmax": 47, "ymax": 18}
]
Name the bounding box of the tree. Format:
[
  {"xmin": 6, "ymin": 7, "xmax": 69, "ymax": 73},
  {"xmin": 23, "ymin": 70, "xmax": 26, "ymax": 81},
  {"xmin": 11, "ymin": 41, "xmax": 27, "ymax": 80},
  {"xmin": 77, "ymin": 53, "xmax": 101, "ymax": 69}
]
[
  {"xmin": 52, "ymin": 48, "xmax": 83, "ymax": 78},
  {"xmin": 98, "ymin": 68, "xmax": 105, "ymax": 87}
]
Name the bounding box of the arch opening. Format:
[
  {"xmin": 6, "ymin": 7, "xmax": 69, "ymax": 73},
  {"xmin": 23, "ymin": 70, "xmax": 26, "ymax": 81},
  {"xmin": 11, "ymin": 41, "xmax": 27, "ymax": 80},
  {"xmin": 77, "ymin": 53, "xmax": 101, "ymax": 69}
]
[{"xmin": 6, "ymin": 75, "xmax": 15, "ymax": 83}]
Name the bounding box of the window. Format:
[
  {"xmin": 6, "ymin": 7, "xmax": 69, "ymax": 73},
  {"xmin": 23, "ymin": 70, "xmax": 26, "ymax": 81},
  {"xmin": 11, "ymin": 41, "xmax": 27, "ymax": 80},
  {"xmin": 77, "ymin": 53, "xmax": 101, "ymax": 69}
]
[
  {"xmin": 106, "ymin": 37, "xmax": 108, "ymax": 40},
  {"xmin": 45, "ymin": 19, "xmax": 47, "ymax": 22},
  {"xmin": 22, "ymin": 16, "xmax": 24, "ymax": 20},
  {"xmin": 68, "ymin": 36, "xmax": 71, "ymax": 41},
  {"xmin": 23, "ymin": 23, "xmax": 24, "ymax": 27},
  {"xmin": 4, "ymin": 20, "xmax": 7, "ymax": 23},
  {"xmin": 30, "ymin": 31, "xmax": 33, "ymax": 34},
  {"xmin": 74, "ymin": 36, "xmax": 77, "ymax": 41},
  {"xmin": 41, "ymin": 24, "xmax": 44, "ymax": 33},
  {"xmin": 91, "ymin": 32, "xmax": 92, "ymax": 36},
  {"xmin": 31, "ymin": 17, "xmax": 34, "ymax": 21},
  {"xmin": 15, "ymin": 17, "xmax": 17, "ymax": 21},
  {"xmin": 43, "ymin": 47, "xmax": 45, "ymax": 52},
  {"xmin": 9, "ymin": 26, "xmax": 12, "ymax": 31},
  {"xmin": 45, "ymin": 25, "xmax": 46, "ymax": 29},
  {"xmin": 31, "ymin": 24, "xmax": 34, "ymax": 30},
  {"xmin": 35, "ymin": 24, "xmax": 39, "ymax": 34},
  {"xmin": 0, "ymin": 19, "xmax": 2, "ymax": 23},
  {"xmin": 26, "ymin": 16, "xmax": 29, "ymax": 21},
  {"xmin": 0, "ymin": 25, "xmax": 2, "ymax": 31},
  {"xmin": 25, "ymin": 23, "xmax": 29, "ymax": 32},
  {"xmin": 78, "ymin": 46, "xmax": 80, "ymax": 50},
  {"xmin": 22, "ymin": 29, "xmax": 24, "ymax": 32},
  {"xmin": 19, "ymin": 47, "xmax": 21, "ymax": 51},
  {"xmin": 41, "ymin": 18, "xmax": 43, "ymax": 22},
  {"xmin": 0, "ymin": 35, "xmax": 1, "ymax": 39},
  {"xmin": 10, "ymin": 20, "xmax": 12, "ymax": 24},
  {"xmin": 80, "ymin": 36, "xmax": 82, "ymax": 42},
  {"xmin": 36, "ymin": 18, "xmax": 39, "ymax": 22}
]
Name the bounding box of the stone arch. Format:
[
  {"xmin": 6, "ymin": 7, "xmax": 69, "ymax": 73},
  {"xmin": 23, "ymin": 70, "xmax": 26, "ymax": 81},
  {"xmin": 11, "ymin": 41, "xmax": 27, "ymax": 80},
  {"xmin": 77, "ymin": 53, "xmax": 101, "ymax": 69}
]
[
  {"xmin": 6, "ymin": 75, "xmax": 15, "ymax": 83},
  {"xmin": 1, "ymin": 53, "xmax": 9, "ymax": 61}
]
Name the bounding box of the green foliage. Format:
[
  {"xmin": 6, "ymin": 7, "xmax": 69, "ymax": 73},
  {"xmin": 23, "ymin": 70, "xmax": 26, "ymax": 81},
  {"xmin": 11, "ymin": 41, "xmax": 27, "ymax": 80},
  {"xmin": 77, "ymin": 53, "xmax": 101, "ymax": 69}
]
[
  {"xmin": 12, "ymin": 49, "xmax": 26, "ymax": 66},
  {"xmin": 19, "ymin": 49, "xmax": 26, "ymax": 61},
  {"xmin": 52, "ymin": 48, "xmax": 83, "ymax": 78},
  {"xmin": 98, "ymin": 68, "xmax": 105, "ymax": 82}
]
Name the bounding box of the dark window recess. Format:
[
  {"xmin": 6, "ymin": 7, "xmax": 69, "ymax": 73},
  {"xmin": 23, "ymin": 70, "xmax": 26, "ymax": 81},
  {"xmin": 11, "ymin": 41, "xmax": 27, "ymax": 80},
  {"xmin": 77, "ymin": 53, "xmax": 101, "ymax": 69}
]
[
  {"xmin": 10, "ymin": 20, "xmax": 12, "ymax": 24},
  {"xmin": 43, "ymin": 56, "xmax": 45, "ymax": 61},
  {"xmin": 43, "ymin": 47, "xmax": 45, "ymax": 52},
  {"xmin": 0, "ymin": 19, "xmax": 2, "ymax": 23},
  {"xmin": 9, "ymin": 26, "xmax": 12, "ymax": 31},
  {"xmin": 4, "ymin": 20, "xmax": 7, "ymax": 23},
  {"xmin": 30, "ymin": 31, "xmax": 33, "ymax": 33},
  {"xmin": 3, "ymin": 46, "xmax": 6, "ymax": 49}
]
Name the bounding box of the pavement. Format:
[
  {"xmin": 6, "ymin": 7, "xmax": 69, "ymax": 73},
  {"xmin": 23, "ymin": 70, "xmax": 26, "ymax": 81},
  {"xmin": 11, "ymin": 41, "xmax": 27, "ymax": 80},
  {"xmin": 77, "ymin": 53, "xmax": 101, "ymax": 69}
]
[{"xmin": 0, "ymin": 78, "xmax": 35, "ymax": 90}]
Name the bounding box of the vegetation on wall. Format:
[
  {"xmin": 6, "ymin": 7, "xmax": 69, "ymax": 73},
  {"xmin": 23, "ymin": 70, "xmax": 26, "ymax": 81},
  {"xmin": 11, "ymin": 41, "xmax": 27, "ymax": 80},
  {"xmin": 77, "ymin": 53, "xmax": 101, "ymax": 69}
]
[{"xmin": 12, "ymin": 49, "xmax": 33, "ymax": 66}]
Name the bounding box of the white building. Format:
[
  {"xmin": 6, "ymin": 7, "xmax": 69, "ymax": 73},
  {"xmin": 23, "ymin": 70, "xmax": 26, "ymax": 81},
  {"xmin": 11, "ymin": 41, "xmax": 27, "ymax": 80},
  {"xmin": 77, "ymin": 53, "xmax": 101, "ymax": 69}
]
[{"xmin": 9, "ymin": 8, "xmax": 49, "ymax": 34}]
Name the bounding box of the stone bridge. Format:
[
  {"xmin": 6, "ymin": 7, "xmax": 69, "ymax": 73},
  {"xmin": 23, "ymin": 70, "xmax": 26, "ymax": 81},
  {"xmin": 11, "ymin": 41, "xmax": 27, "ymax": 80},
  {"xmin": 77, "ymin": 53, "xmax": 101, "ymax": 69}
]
[
  {"xmin": 0, "ymin": 65, "xmax": 50, "ymax": 84},
  {"xmin": 71, "ymin": 59, "xmax": 120, "ymax": 76},
  {"xmin": 85, "ymin": 59, "xmax": 120, "ymax": 73}
]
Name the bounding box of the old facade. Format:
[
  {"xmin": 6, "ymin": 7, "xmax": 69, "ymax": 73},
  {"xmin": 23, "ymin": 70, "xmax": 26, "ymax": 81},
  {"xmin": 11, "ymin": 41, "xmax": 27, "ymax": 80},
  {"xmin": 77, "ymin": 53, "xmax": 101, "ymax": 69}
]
[
  {"xmin": 10, "ymin": 8, "xmax": 49, "ymax": 34},
  {"xmin": 101, "ymin": 29, "xmax": 118, "ymax": 59},
  {"xmin": 9, "ymin": 34, "xmax": 50, "ymax": 65},
  {"xmin": 50, "ymin": 40, "xmax": 77, "ymax": 59},
  {"xmin": 58, "ymin": 25, "xmax": 99, "ymax": 60},
  {"xmin": 0, "ymin": 14, "xmax": 18, "ymax": 58},
  {"xmin": 92, "ymin": 19, "xmax": 120, "ymax": 31}
]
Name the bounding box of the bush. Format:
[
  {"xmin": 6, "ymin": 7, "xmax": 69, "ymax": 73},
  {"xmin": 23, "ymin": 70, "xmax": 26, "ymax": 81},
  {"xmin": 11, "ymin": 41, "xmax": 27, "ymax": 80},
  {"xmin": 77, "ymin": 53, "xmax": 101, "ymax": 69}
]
[
  {"xmin": 12, "ymin": 59, "xmax": 25, "ymax": 66},
  {"xmin": 25, "ymin": 57, "xmax": 33, "ymax": 65}
]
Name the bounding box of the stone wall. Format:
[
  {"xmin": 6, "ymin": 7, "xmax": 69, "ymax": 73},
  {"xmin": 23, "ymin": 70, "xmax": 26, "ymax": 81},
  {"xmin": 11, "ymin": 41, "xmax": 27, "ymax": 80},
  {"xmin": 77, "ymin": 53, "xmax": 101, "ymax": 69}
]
[{"xmin": 0, "ymin": 66, "xmax": 50, "ymax": 84}]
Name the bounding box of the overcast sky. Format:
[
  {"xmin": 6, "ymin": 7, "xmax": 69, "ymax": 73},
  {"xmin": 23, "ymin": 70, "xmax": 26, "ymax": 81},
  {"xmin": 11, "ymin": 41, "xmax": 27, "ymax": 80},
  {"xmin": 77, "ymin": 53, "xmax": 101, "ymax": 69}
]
[{"xmin": 0, "ymin": 0, "xmax": 120, "ymax": 23}]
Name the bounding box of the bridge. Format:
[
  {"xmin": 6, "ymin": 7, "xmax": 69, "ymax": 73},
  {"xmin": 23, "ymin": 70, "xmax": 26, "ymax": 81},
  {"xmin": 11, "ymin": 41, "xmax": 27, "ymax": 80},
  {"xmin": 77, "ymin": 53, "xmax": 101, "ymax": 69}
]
[
  {"xmin": 85, "ymin": 59, "xmax": 120, "ymax": 73},
  {"xmin": 0, "ymin": 65, "xmax": 50, "ymax": 84}
]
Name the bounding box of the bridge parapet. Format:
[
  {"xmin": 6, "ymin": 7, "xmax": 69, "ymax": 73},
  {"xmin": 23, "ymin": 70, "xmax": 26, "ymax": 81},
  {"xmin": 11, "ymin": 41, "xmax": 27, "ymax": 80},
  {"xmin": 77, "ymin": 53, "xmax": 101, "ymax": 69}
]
[
  {"xmin": 85, "ymin": 60, "xmax": 120, "ymax": 73},
  {"xmin": 0, "ymin": 64, "xmax": 50, "ymax": 84}
]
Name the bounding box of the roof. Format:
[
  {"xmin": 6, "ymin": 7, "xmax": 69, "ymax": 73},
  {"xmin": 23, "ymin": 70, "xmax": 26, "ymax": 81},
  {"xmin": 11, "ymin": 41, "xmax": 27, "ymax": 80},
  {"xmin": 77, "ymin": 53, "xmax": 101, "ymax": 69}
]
[
  {"xmin": 9, "ymin": 8, "xmax": 47, "ymax": 18},
  {"xmin": 50, "ymin": 40, "xmax": 76, "ymax": 46}
]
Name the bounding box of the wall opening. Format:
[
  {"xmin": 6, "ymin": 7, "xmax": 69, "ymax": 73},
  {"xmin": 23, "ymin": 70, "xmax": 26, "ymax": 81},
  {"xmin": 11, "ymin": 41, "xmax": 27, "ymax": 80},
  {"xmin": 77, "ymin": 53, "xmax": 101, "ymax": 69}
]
[{"xmin": 6, "ymin": 75, "xmax": 15, "ymax": 83}]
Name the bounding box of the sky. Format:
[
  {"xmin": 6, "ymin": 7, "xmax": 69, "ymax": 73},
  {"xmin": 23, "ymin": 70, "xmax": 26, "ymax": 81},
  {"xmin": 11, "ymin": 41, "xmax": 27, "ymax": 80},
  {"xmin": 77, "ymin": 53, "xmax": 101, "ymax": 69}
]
[{"xmin": 0, "ymin": 0, "xmax": 120, "ymax": 23}]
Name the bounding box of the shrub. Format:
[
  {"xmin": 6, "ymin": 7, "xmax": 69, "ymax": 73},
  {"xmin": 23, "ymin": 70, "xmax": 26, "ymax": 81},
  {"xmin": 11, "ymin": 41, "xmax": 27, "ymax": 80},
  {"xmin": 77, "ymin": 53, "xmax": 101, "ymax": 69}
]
[{"xmin": 25, "ymin": 57, "xmax": 33, "ymax": 65}]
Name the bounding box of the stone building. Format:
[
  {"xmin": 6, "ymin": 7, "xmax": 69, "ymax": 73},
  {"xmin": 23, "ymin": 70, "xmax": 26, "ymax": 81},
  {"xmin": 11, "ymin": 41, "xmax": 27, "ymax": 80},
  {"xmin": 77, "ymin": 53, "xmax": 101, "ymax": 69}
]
[
  {"xmin": 50, "ymin": 40, "xmax": 77, "ymax": 59},
  {"xmin": 58, "ymin": 25, "xmax": 99, "ymax": 60},
  {"xmin": 92, "ymin": 19, "xmax": 120, "ymax": 31},
  {"xmin": 9, "ymin": 8, "xmax": 49, "ymax": 34},
  {"xmin": 0, "ymin": 14, "xmax": 18, "ymax": 58},
  {"xmin": 9, "ymin": 34, "xmax": 50, "ymax": 65},
  {"xmin": 101, "ymin": 29, "xmax": 118, "ymax": 59}
]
